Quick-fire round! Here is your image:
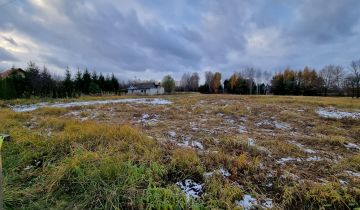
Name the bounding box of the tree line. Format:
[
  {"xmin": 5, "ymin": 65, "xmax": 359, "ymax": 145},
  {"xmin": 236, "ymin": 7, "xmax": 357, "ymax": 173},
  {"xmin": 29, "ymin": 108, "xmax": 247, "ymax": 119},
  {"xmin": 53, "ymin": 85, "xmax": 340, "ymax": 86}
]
[
  {"xmin": 0, "ymin": 62, "xmax": 123, "ymax": 99},
  {"xmin": 2, "ymin": 59, "xmax": 360, "ymax": 99},
  {"xmin": 271, "ymin": 60, "xmax": 360, "ymax": 97},
  {"xmin": 174, "ymin": 59, "xmax": 359, "ymax": 98}
]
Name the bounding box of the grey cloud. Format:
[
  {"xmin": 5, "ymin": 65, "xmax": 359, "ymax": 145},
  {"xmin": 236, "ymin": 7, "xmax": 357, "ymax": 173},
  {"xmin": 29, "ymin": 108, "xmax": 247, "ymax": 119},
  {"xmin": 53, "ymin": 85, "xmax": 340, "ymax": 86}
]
[
  {"xmin": 1, "ymin": 35, "xmax": 18, "ymax": 46},
  {"xmin": 291, "ymin": 0, "xmax": 360, "ymax": 43},
  {"xmin": 0, "ymin": 47, "xmax": 17, "ymax": 61},
  {"xmin": 0, "ymin": 0, "xmax": 359, "ymax": 81}
]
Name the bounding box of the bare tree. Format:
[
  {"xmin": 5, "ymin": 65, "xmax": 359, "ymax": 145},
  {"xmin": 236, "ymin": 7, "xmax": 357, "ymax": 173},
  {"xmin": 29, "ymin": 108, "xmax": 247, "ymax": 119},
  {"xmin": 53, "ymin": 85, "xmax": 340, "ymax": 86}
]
[
  {"xmin": 205, "ymin": 71, "xmax": 214, "ymax": 92},
  {"xmin": 333, "ymin": 65, "xmax": 345, "ymax": 94},
  {"xmin": 190, "ymin": 73, "xmax": 199, "ymax": 91},
  {"xmin": 319, "ymin": 65, "xmax": 336, "ymax": 96},
  {"xmin": 180, "ymin": 72, "xmax": 191, "ymax": 91},
  {"xmin": 350, "ymin": 59, "xmax": 360, "ymax": 98},
  {"xmin": 243, "ymin": 67, "xmax": 255, "ymax": 94},
  {"xmin": 255, "ymin": 68, "xmax": 262, "ymax": 95}
]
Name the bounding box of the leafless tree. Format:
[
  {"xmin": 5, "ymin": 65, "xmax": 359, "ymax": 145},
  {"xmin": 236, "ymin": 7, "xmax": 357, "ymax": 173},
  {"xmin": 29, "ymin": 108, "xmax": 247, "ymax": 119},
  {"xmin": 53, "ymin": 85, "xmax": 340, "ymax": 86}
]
[
  {"xmin": 190, "ymin": 73, "xmax": 199, "ymax": 91},
  {"xmin": 254, "ymin": 68, "xmax": 263, "ymax": 94},
  {"xmin": 180, "ymin": 72, "xmax": 191, "ymax": 91},
  {"xmin": 319, "ymin": 65, "xmax": 336, "ymax": 96},
  {"xmin": 350, "ymin": 59, "xmax": 360, "ymax": 98},
  {"xmin": 333, "ymin": 65, "xmax": 345, "ymax": 94},
  {"xmin": 243, "ymin": 67, "xmax": 255, "ymax": 94}
]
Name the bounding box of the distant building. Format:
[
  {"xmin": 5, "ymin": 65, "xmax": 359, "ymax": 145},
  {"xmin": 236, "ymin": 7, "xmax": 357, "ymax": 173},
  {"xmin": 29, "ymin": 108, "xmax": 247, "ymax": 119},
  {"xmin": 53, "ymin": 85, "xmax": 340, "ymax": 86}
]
[
  {"xmin": 0, "ymin": 68, "xmax": 25, "ymax": 79},
  {"xmin": 127, "ymin": 82, "xmax": 165, "ymax": 95}
]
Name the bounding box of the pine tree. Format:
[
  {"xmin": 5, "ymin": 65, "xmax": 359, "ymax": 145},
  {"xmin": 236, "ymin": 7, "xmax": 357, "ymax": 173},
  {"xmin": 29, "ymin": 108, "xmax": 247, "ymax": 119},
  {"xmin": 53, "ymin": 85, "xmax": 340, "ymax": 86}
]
[
  {"xmin": 25, "ymin": 61, "xmax": 41, "ymax": 97},
  {"xmin": 74, "ymin": 69, "xmax": 82, "ymax": 96},
  {"xmin": 63, "ymin": 67, "xmax": 74, "ymax": 97},
  {"xmin": 91, "ymin": 71, "xmax": 99, "ymax": 84},
  {"xmin": 111, "ymin": 73, "xmax": 119, "ymax": 93},
  {"xmin": 82, "ymin": 68, "xmax": 91, "ymax": 94},
  {"xmin": 98, "ymin": 73, "xmax": 105, "ymax": 92}
]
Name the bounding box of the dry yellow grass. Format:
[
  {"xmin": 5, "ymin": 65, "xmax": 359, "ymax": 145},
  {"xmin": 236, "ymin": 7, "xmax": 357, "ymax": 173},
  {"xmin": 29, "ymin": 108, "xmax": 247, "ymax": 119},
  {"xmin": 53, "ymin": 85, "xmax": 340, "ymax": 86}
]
[{"xmin": 1, "ymin": 93, "xmax": 359, "ymax": 209}]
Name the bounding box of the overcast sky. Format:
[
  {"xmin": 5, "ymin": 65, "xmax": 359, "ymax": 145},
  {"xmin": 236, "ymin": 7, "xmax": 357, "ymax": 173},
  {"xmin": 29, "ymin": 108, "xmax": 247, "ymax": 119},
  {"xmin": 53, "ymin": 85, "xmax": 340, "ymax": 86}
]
[{"xmin": 1, "ymin": 0, "xmax": 360, "ymax": 82}]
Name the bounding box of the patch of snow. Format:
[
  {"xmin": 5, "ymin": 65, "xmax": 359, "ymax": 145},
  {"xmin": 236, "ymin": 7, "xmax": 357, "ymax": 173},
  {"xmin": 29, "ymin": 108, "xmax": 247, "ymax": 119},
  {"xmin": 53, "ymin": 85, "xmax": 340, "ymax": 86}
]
[
  {"xmin": 11, "ymin": 98, "xmax": 172, "ymax": 112},
  {"xmin": 216, "ymin": 113, "xmax": 225, "ymax": 117},
  {"xmin": 277, "ymin": 156, "xmax": 321, "ymax": 164},
  {"xmin": 235, "ymin": 195, "xmax": 273, "ymax": 210},
  {"xmin": 204, "ymin": 167, "xmax": 231, "ymax": 178},
  {"xmin": 274, "ymin": 121, "xmax": 291, "ymax": 130},
  {"xmin": 203, "ymin": 172, "xmax": 214, "ymax": 178},
  {"xmin": 190, "ymin": 122, "xmax": 199, "ymax": 131},
  {"xmin": 306, "ymin": 156, "xmax": 321, "ymax": 161},
  {"xmin": 247, "ymin": 138, "xmax": 255, "ymax": 146},
  {"xmin": 236, "ymin": 194, "xmax": 258, "ymax": 210},
  {"xmin": 256, "ymin": 119, "xmax": 291, "ymax": 130},
  {"xmin": 289, "ymin": 141, "xmax": 316, "ymax": 154},
  {"xmin": 304, "ymin": 148, "xmax": 316, "ymax": 154},
  {"xmin": 219, "ymin": 167, "xmax": 231, "ymax": 177},
  {"xmin": 24, "ymin": 165, "xmax": 34, "ymax": 170},
  {"xmin": 238, "ymin": 125, "xmax": 247, "ymax": 133},
  {"xmin": 138, "ymin": 114, "xmax": 159, "ymax": 125},
  {"xmin": 316, "ymin": 108, "xmax": 360, "ymax": 119},
  {"xmin": 24, "ymin": 160, "xmax": 41, "ymax": 171},
  {"xmin": 168, "ymin": 131, "xmax": 176, "ymax": 138},
  {"xmin": 255, "ymin": 120, "xmax": 272, "ymax": 127},
  {"xmin": 176, "ymin": 179, "xmax": 203, "ymax": 199},
  {"xmin": 344, "ymin": 142, "xmax": 360, "ymax": 151},
  {"xmin": 276, "ymin": 157, "xmax": 301, "ymax": 164},
  {"xmin": 178, "ymin": 140, "xmax": 204, "ymax": 150},
  {"xmin": 224, "ymin": 116, "xmax": 235, "ymax": 124},
  {"xmin": 141, "ymin": 113, "xmax": 150, "ymax": 119},
  {"xmin": 262, "ymin": 199, "xmax": 273, "ymax": 209},
  {"xmin": 345, "ymin": 170, "xmax": 360, "ymax": 177},
  {"xmin": 240, "ymin": 117, "xmax": 247, "ymax": 122},
  {"xmin": 339, "ymin": 180, "xmax": 348, "ymax": 185}
]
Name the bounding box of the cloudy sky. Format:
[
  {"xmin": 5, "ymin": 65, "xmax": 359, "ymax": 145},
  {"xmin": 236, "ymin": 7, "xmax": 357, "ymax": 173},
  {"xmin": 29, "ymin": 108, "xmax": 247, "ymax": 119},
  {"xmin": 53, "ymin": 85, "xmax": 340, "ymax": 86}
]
[{"xmin": 1, "ymin": 0, "xmax": 360, "ymax": 81}]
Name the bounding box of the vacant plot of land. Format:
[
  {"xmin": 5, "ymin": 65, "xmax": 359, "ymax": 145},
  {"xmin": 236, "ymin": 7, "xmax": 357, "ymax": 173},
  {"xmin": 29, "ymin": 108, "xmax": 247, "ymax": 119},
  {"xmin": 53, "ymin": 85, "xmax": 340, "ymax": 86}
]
[{"xmin": 1, "ymin": 94, "xmax": 359, "ymax": 209}]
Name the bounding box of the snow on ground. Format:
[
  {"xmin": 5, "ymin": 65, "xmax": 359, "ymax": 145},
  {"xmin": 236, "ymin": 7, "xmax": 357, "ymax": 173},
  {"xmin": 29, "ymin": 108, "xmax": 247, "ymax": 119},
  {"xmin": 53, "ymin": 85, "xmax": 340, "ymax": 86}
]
[
  {"xmin": 168, "ymin": 131, "xmax": 176, "ymax": 138},
  {"xmin": 345, "ymin": 170, "xmax": 360, "ymax": 177},
  {"xmin": 137, "ymin": 113, "xmax": 159, "ymax": 125},
  {"xmin": 247, "ymin": 138, "xmax": 255, "ymax": 146},
  {"xmin": 305, "ymin": 156, "xmax": 321, "ymax": 161},
  {"xmin": 289, "ymin": 141, "xmax": 316, "ymax": 154},
  {"xmin": 219, "ymin": 167, "xmax": 231, "ymax": 177},
  {"xmin": 236, "ymin": 194, "xmax": 257, "ymax": 210},
  {"xmin": 24, "ymin": 159, "xmax": 42, "ymax": 171},
  {"xmin": 11, "ymin": 98, "xmax": 172, "ymax": 112},
  {"xmin": 235, "ymin": 194, "xmax": 273, "ymax": 210},
  {"xmin": 276, "ymin": 157, "xmax": 302, "ymax": 164},
  {"xmin": 177, "ymin": 139, "xmax": 204, "ymax": 150},
  {"xmin": 262, "ymin": 199, "xmax": 274, "ymax": 208},
  {"xmin": 238, "ymin": 125, "xmax": 247, "ymax": 133},
  {"xmin": 344, "ymin": 142, "xmax": 360, "ymax": 151},
  {"xmin": 255, "ymin": 119, "xmax": 291, "ymax": 130},
  {"xmin": 190, "ymin": 122, "xmax": 199, "ymax": 131},
  {"xmin": 277, "ymin": 156, "xmax": 322, "ymax": 164},
  {"xmin": 176, "ymin": 179, "xmax": 203, "ymax": 198},
  {"xmin": 204, "ymin": 167, "xmax": 231, "ymax": 178},
  {"xmin": 316, "ymin": 108, "xmax": 360, "ymax": 119},
  {"xmin": 66, "ymin": 110, "xmax": 99, "ymax": 121}
]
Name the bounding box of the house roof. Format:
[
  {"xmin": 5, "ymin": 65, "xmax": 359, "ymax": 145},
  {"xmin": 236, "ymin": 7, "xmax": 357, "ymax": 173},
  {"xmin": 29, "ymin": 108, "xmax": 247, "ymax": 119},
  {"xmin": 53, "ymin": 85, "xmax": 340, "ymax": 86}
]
[
  {"xmin": 0, "ymin": 68, "xmax": 25, "ymax": 78},
  {"xmin": 128, "ymin": 82, "xmax": 161, "ymax": 90}
]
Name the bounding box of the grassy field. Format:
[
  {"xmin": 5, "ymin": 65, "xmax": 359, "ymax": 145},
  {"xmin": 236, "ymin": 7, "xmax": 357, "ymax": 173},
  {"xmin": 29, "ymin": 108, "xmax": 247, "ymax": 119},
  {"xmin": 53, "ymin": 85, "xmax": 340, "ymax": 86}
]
[{"xmin": 0, "ymin": 94, "xmax": 359, "ymax": 209}]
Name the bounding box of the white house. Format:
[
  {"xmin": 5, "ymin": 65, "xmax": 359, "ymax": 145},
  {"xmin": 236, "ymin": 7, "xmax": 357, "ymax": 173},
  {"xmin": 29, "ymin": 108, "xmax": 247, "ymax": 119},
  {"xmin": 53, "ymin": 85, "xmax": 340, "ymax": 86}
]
[{"xmin": 127, "ymin": 82, "xmax": 165, "ymax": 95}]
